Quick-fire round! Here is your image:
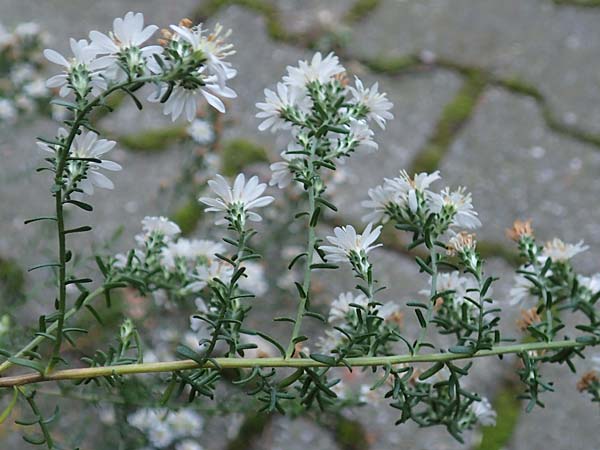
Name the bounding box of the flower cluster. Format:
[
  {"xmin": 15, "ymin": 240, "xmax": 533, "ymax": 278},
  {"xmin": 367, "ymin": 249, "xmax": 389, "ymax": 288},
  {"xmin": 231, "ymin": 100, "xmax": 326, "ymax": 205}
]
[
  {"xmin": 128, "ymin": 407, "xmax": 204, "ymax": 449},
  {"xmin": 0, "ymin": 21, "xmax": 50, "ymax": 123},
  {"xmin": 43, "ymin": 12, "xmax": 236, "ymax": 119}
]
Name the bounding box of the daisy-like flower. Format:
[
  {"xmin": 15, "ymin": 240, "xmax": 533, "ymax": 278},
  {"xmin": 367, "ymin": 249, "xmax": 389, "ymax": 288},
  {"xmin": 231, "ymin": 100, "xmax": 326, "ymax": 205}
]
[
  {"xmin": 509, "ymin": 266, "xmax": 536, "ymax": 306},
  {"xmin": 360, "ymin": 185, "xmax": 399, "ymax": 224},
  {"xmin": 176, "ymin": 440, "xmax": 204, "ymax": 450},
  {"xmin": 377, "ymin": 302, "xmax": 403, "ymax": 324},
  {"xmin": 89, "ymin": 11, "xmax": 161, "ymax": 78},
  {"xmin": 44, "ymin": 38, "xmax": 106, "ymax": 97},
  {"xmin": 187, "ymin": 118, "xmax": 214, "ymax": 145},
  {"xmin": 316, "ymin": 329, "xmax": 342, "ymax": 353},
  {"xmin": 161, "ymin": 238, "xmax": 224, "ymax": 270},
  {"xmin": 470, "ymin": 397, "xmax": 497, "ymax": 426},
  {"xmin": 238, "ymin": 261, "xmax": 268, "ymax": 296},
  {"xmin": 199, "ymin": 174, "xmax": 274, "ymax": 226},
  {"xmin": 328, "ymin": 292, "xmax": 369, "ymax": 323},
  {"xmin": 67, "ymin": 130, "xmax": 121, "ymax": 195},
  {"xmin": 347, "ymin": 118, "xmax": 378, "ymax": 153},
  {"xmin": 256, "ymin": 82, "xmax": 302, "ymax": 132},
  {"xmin": 428, "ymin": 186, "xmax": 481, "ymax": 229},
  {"xmin": 188, "ymin": 261, "xmax": 234, "ymax": 291},
  {"xmin": 140, "ymin": 216, "xmax": 181, "ymax": 240},
  {"xmin": 0, "ymin": 98, "xmax": 17, "ymax": 123},
  {"xmin": 269, "ymin": 153, "xmax": 295, "ymax": 189},
  {"xmin": 283, "ymin": 52, "xmax": 345, "ymax": 89},
  {"xmin": 578, "ymin": 273, "xmax": 600, "ymax": 295},
  {"xmin": 322, "ymin": 222, "xmax": 382, "ymax": 265},
  {"xmin": 385, "ymin": 170, "xmax": 441, "ymax": 213},
  {"xmin": 540, "ymin": 238, "xmax": 589, "ymax": 263},
  {"xmin": 349, "ymin": 77, "xmax": 394, "ymax": 129}
]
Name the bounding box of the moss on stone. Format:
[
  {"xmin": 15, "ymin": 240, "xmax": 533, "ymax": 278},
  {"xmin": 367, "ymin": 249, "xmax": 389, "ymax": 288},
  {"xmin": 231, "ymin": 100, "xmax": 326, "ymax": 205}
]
[
  {"xmin": 362, "ymin": 54, "xmax": 421, "ymax": 74},
  {"xmin": 172, "ymin": 201, "xmax": 204, "ymax": 236},
  {"xmin": 118, "ymin": 126, "xmax": 187, "ymax": 152},
  {"xmin": 345, "ymin": 0, "xmax": 382, "ymax": 23},
  {"xmin": 0, "ymin": 256, "xmax": 25, "ymax": 306},
  {"xmin": 477, "ymin": 240, "xmax": 521, "ymax": 267},
  {"xmin": 553, "ymin": 0, "xmax": 600, "ymax": 6},
  {"xmin": 476, "ymin": 384, "xmax": 522, "ymax": 450},
  {"xmin": 220, "ymin": 138, "xmax": 269, "ymax": 176},
  {"xmin": 334, "ymin": 415, "xmax": 370, "ymax": 450}
]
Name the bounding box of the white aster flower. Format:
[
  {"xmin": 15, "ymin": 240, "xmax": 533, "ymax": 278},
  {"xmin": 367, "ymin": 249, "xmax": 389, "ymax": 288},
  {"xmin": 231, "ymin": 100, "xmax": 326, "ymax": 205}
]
[
  {"xmin": 347, "ymin": 118, "xmax": 378, "ymax": 153},
  {"xmin": 385, "ymin": 170, "xmax": 441, "ymax": 213},
  {"xmin": 238, "ymin": 261, "xmax": 268, "ymax": 296},
  {"xmin": 470, "ymin": 397, "xmax": 497, "ymax": 426},
  {"xmin": 361, "ymin": 185, "xmax": 399, "ymax": 224},
  {"xmin": 328, "ymin": 292, "xmax": 369, "ymax": 323},
  {"xmin": 322, "ymin": 223, "xmax": 382, "ymax": 264},
  {"xmin": 140, "ymin": 216, "xmax": 181, "ymax": 240},
  {"xmin": 44, "ymin": 38, "xmax": 106, "ymax": 97},
  {"xmin": 428, "ymin": 186, "xmax": 481, "ymax": 229},
  {"xmin": 509, "ymin": 266, "xmax": 536, "ymax": 306},
  {"xmin": 349, "ymin": 77, "xmax": 394, "ymax": 129},
  {"xmin": 377, "ymin": 302, "xmax": 403, "ymax": 323},
  {"xmin": 189, "ymin": 261, "xmax": 234, "ymax": 291},
  {"xmin": 199, "ymin": 174, "xmax": 274, "ymax": 225},
  {"xmin": 256, "ymin": 82, "xmax": 302, "ymax": 132},
  {"xmin": 68, "ymin": 131, "xmax": 121, "ymax": 195},
  {"xmin": 14, "ymin": 22, "xmax": 41, "ymax": 39},
  {"xmin": 187, "ymin": 118, "xmax": 214, "ymax": 144},
  {"xmin": 166, "ymin": 409, "xmax": 203, "ymax": 438},
  {"xmin": 283, "ymin": 52, "xmax": 345, "ymax": 89},
  {"xmin": 316, "ymin": 329, "xmax": 341, "ymax": 353},
  {"xmin": 578, "ymin": 273, "xmax": 600, "ymax": 295},
  {"xmin": 541, "ymin": 238, "xmax": 589, "ymax": 263},
  {"xmin": 161, "ymin": 239, "xmax": 224, "ymax": 270}
]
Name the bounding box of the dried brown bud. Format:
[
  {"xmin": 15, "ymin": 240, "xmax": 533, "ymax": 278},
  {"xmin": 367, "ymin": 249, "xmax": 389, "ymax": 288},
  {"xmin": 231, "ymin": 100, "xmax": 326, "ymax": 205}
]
[
  {"xmin": 506, "ymin": 219, "xmax": 534, "ymax": 242},
  {"xmin": 577, "ymin": 371, "xmax": 599, "ymax": 392},
  {"xmin": 179, "ymin": 18, "xmax": 193, "ymax": 28},
  {"xmin": 516, "ymin": 308, "xmax": 541, "ymax": 331}
]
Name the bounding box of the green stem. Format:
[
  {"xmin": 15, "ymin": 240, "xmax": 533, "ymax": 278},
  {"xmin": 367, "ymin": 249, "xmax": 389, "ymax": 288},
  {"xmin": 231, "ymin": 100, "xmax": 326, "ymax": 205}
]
[
  {"xmin": 0, "ymin": 287, "xmax": 105, "ymax": 374},
  {"xmin": 414, "ymin": 245, "xmax": 438, "ymax": 353},
  {"xmin": 0, "ymin": 339, "xmax": 594, "ymax": 388},
  {"xmin": 286, "ymin": 184, "xmax": 317, "ymax": 358}
]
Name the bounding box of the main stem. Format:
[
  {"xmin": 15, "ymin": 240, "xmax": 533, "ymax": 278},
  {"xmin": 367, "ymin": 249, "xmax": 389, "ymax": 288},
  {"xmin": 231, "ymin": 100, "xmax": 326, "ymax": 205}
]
[
  {"xmin": 0, "ymin": 339, "xmax": 593, "ymax": 388},
  {"xmin": 286, "ymin": 185, "xmax": 317, "ymax": 358},
  {"xmin": 414, "ymin": 245, "xmax": 438, "ymax": 354}
]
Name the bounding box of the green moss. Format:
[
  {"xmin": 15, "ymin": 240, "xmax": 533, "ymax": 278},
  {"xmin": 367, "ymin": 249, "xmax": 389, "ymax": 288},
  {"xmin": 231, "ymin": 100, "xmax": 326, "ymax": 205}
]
[
  {"xmin": 476, "ymin": 240, "xmax": 520, "ymax": 267},
  {"xmin": 226, "ymin": 413, "xmax": 271, "ymax": 450},
  {"xmin": 118, "ymin": 126, "xmax": 187, "ymax": 152},
  {"xmin": 334, "ymin": 416, "xmax": 369, "ymax": 450},
  {"xmin": 476, "ymin": 384, "xmax": 522, "ymax": 450},
  {"xmin": 0, "ymin": 256, "xmax": 25, "ymax": 306},
  {"xmin": 345, "ymin": 0, "xmax": 382, "ymax": 23},
  {"xmin": 362, "ymin": 55, "xmax": 421, "ymax": 74},
  {"xmin": 172, "ymin": 201, "xmax": 204, "ymax": 236},
  {"xmin": 90, "ymin": 91, "xmax": 126, "ymax": 123},
  {"xmin": 553, "ymin": 0, "xmax": 600, "ymax": 6},
  {"xmin": 220, "ymin": 138, "xmax": 269, "ymax": 176},
  {"xmin": 411, "ymin": 75, "xmax": 485, "ymax": 173}
]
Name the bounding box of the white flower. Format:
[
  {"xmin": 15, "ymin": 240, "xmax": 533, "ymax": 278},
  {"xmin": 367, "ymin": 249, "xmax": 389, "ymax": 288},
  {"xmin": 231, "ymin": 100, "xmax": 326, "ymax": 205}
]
[
  {"xmin": 141, "ymin": 216, "xmax": 181, "ymax": 240},
  {"xmin": 385, "ymin": 170, "xmax": 441, "ymax": 213},
  {"xmin": 471, "ymin": 397, "xmax": 497, "ymax": 426},
  {"xmin": 328, "ymin": 292, "xmax": 369, "ymax": 323},
  {"xmin": 188, "ymin": 261, "xmax": 234, "ymax": 291},
  {"xmin": 148, "ymin": 422, "xmax": 175, "ymax": 448},
  {"xmin": 176, "ymin": 440, "xmax": 204, "ymax": 450},
  {"xmin": 347, "ymin": 118, "xmax": 378, "ymax": 153},
  {"xmin": 161, "ymin": 239, "xmax": 224, "ymax": 270},
  {"xmin": 44, "ymin": 38, "xmax": 106, "ymax": 97},
  {"xmin": 283, "ymin": 52, "xmax": 345, "ymax": 89},
  {"xmin": 166, "ymin": 409, "xmax": 203, "ymax": 438},
  {"xmin": 428, "ymin": 186, "xmax": 481, "ymax": 229},
  {"xmin": 509, "ymin": 266, "xmax": 536, "ymax": 306},
  {"xmin": 322, "ymin": 223, "xmax": 382, "ymax": 264},
  {"xmin": 349, "ymin": 77, "xmax": 394, "ymax": 129},
  {"xmin": 377, "ymin": 302, "xmax": 402, "ymax": 323},
  {"xmin": 269, "ymin": 142, "xmax": 305, "ymax": 188},
  {"xmin": 316, "ymin": 329, "xmax": 341, "ymax": 353},
  {"xmin": 256, "ymin": 82, "xmax": 301, "ymax": 132},
  {"xmin": 169, "ymin": 22, "xmax": 236, "ymax": 87},
  {"xmin": 89, "ymin": 11, "xmax": 161, "ymax": 78},
  {"xmin": 149, "ymin": 72, "xmax": 237, "ymax": 120},
  {"xmin": 23, "ymin": 78, "xmax": 49, "ymax": 98},
  {"xmin": 541, "ymin": 238, "xmax": 589, "ymax": 262},
  {"xmin": 68, "ymin": 131, "xmax": 122, "ymax": 195},
  {"xmin": 361, "ymin": 185, "xmax": 398, "ymax": 224},
  {"xmin": 199, "ymin": 174, "xmax": 274, "ymax": 225},
  {"xmin": 187, "ymin": 119, "xmax": 214, "ymax": 144},
  {"xmin": 0, "ymin": 98, "xmax": 17, "ymax": 123},
  {"xmin": 14, "ymin": 22, "xmax": 40, "ymax": 38},
  {"xmin": 578, "ymin": 274, "xmax": 600, "ymax": 295}
]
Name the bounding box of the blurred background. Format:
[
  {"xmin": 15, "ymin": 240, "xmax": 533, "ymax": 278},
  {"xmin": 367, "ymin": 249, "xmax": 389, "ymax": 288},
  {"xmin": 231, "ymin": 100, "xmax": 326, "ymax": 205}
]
[{"xmin": 1, "ymin": 0, "xmax": 599, "ymax": 449}]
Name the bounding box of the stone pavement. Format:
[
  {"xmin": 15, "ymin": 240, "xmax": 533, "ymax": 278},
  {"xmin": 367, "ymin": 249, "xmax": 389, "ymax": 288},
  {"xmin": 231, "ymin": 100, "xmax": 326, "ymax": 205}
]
[{"xmin": 1, "ymin": 0, "xmax": 600, "ymax": 449}]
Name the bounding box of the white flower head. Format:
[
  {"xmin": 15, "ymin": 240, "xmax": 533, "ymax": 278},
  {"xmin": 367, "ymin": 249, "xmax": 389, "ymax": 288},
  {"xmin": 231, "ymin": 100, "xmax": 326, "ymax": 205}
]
[
  {"xmin": 509, "ymin": 265, "xmax": 537, "ymax": 306},
  {"xmin": 176, "ymin": 440, "xmax": 204, "ymax": 450},
  {"xmin": 328, "ymin": 292, "xmax": 369, "ymax": 323},
  {"xmin": 140, "ymin": 216, "xmax": 181, "ymax": 241},
  {"xmin": 187, "ymin": 118, "xmax": 214, "ymax": 145},
  {"xmin": 188, "ymin": 261, "xmax": 234, "ymax": 291},
  {"xmin": 68, "ymin": 131, "xmax": 121, "ymax": 195},
  {"xmin": 349, "ymin": 77, "xmax": 394, "ymax": 129},
  {"xmin": 161, "ymin": 239, "xmax": 224, "ymax": 270},
  {"xmin": 44, "ymin": 38, "xmax": 107, "ymax": 97},
  {"xmin": 471, "ymin": 397, "xmax": 497, "ymax": 426},
  {"xmin": 360, "ymin": 185, "xmax": 399, "ymax": 224},
  {"xmin": 199, "ymin": 174, "xmax": 274, "ymax": 226},
  {"xmin": 429, "ymin": 186, "xmax": 481, "ymax": 229},
  {"xmin": 283, "ymin": 52, "xmax": 345, "ymax": 89},
  {"xmin": 238, "ymin": 261, "xmax": 268, "ymax": 296},
  {"xmin": 347, "ymin": 118, "xmax": 378, "ymax": 153},
  {"xmin": 256, "ymin": 82, "xmax": 303, "ymax": 132},
  {"xmin": 0, "ymin": 98, "xmax": 17, "ymax": 123},
  {"xmin": 541, "ymin": 238, "xmax": 589, "ymax": 263},
  {"xmin": 385, "ymin": 170, "xmax": 441, "ymax": 213},
  {"xmin": 322, "ymin": 223, "xmax": 382, "ymax": 266},
  {"xmin": 578, "ymin": 274, "xmax": 600, "ymax": 296}
]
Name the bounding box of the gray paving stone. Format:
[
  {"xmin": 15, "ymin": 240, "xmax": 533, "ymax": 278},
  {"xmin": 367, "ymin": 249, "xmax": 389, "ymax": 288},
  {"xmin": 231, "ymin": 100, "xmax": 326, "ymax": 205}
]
[
  {"xmin": 275, "ymin": 0, "xmax": 354, "ymax": 35},
  {"xmin": 440, "ymin": 87, "xmax": 600, "ymax": 274},
  {"xmin": 349, "ymin": 0, "xmax": 600, "ymax": 135}
]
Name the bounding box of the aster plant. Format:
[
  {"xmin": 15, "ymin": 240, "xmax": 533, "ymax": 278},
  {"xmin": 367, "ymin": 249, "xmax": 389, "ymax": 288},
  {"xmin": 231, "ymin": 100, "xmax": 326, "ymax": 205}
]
[{"xmin": 0, "ymin": 12, "xmax": 598, "ymax": 450}]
